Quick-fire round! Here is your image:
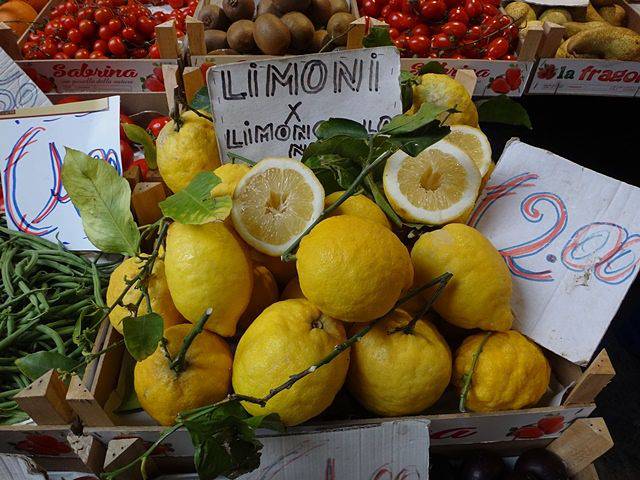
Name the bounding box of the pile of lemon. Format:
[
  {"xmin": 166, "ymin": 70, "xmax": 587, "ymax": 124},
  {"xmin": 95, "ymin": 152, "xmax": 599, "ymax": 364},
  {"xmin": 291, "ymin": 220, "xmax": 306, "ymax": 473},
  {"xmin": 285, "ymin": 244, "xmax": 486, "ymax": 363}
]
[{"xmin": 107, "ymin": 74, "xmax": 551, "ymax": 427}]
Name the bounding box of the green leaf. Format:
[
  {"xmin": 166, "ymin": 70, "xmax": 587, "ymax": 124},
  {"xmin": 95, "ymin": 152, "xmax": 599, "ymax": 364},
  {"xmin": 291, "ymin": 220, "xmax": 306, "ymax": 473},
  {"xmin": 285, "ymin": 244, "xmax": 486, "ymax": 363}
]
[
  {"xmin": 180, "ymin": 401, "xmax": 284, "ymax": 479},
  {"xmin": 364, "ymin": 175, "xmax": 403, "ymax": 227},
  {"xmin": 315, "ymin": 118, "xmax": 368, "ymax": 140},
  {"xmin": 476, "ymin": 95, "xmax": 532, "ymax": 129},
  {"xmin": 418, "ymin": 61, "xmax": 446, "ymax": 75},
  {"xmin": 62, "ymin": 148, "xmax": 140, "ymax": 256},
  {"xmin": 302, "ymin": 136, "xmax": 369, "ymax": 164},
  {"xmin": 122, "ymin": 123, "xmax": 157, "ymax": 169},
  {"xmin": 399, "ymin": 71, "xmax": 417, "ymax": 113},
  {"xmin": 389, "ymin": 124, "xmax": 451, "ymax": 157},
  {"xmin": 113, "ymin": 354, "xmax": 141, "ymax": 414},
  {"xmin": 362, "ymin": 26, "xmax": 394, "ymax": 48},
  {"xmin": 159, "ymin": 172, "xmax": 232, "ymax": 225},
  {"xmin": 191, "ymin": 86, "xmax": 211, "ymax": 113},
  {"xmin": 122, "ymin": 313, "xmax": 164, "ymax": 361},
  {"xmin": 304, "ymin": 154, "xmax": 360, "ymax": 191},
  {"xmin": 15, "ymin": 351, "xmax": 77, "ymax": 380},
  {"xmin": 380, "ymin": 103, "xmax": 450, "ymax": 136}
]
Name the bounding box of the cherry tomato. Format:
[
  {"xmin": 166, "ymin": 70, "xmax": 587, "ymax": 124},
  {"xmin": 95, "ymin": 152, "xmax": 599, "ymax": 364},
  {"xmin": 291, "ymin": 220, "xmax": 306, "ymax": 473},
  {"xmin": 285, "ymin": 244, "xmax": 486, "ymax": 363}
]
[
  {"xmin": 482, "ymin": 16, "xmax": 502, "ymax": 35},
  {"xmin": 444, "ymin": 0, "xmax": 461, "ymax": 7},
  {"xmin": 130, "ymin": 47, "xmax": 149, "ymax": 58},
  {"xmin": 107, "ymin": 18, "xmax": 122, "ymax": 33},
  {"xmin": 62, "ymin": 42, "xmax": 78, "ymax": 56},
  {"xmin": 77, "ymin": 19, "xmax": 95, "ymax": 38},
  {"xmin": 74, "ymin": 48, "xmax": 90, "ymax": 59},
  {"xmin": 89, "ymin": 51, "xmax": 107, "ymax": 59},
  {"xmin": 448, "ymin": 6, "xmax": 469, "ymax": 24},
  {"xmin": 503, "ymin": 53, "xmax": 517, "ymax": 60},
  {"xmin": 361, "ymin": 0, "xmax": 382, "ymax": 16},
  {"xmin": 389, "ymin": 27, "xmax": 400, "ymax": 39},
  {"xmin": 484, "ymin": 0, "xmax": 501, "ymax": 6},
  {"xmin": 498, "ymin": 14, "xmax": 512, "ymax": 28},
  {"xmin": 137, "ymin": 16, "xmax": 155, "ymax": 36},
  {"xmin": 393, "ymin": 36, "xmax": 407, "ymax": 50},
  {"xmin": 387, "ymin": 11, "xmax": 417, "ymax": 30},
  {"xmin": 505, "ymin": 24, "xmax": 519, "ymax": 40},
  {"xmin": 152, "ymin": 11, "xmax": 167, "ymax": 23},
  {"xmin": 485, "ymin": 36, "xmax": 509, "ymax": 59},
  {"xmin": 482, "ymin": 3, "xmax": 499, "ymax": 16},
  {"xmin": 120, "ymin": 140, "xmax": 134, "ymax": 170},
  {"xmin": 108, "ymin": 36, "xmax": 126, "ymax": 56},
  {"xmin": 149, "ymin": 43, "xmax": 160, "ymax": 59},
  {"xmin": 464, "ymin": 0, "xmax": 482, "ymax": 18},
  {"xmin": 44, "ymin": 20, "xmax": 63, "ymax": 38},
  {"xmin": 60, "ymin": 15, "xmax": 76, "ymax": 30},
  {"xmin": 441, "ymin": 20, "xmax": 466, "ymax": 38},
  {"xmin": 380, "ymin": 3, "xmax": 392, "ymax": 18},
  {"xmin": 168, "ymin": 0, "xmax": 184, "ymax": 8},
  {"xmin": 91, "ymin": 39, "xmax": 107, "ymax": 52},
  {"xmin": 465, "ymin": 24, "xmax": 483, "ymax": 39},
  {"xmin": 431, "ymin": 33, "xmax": 452, "ymax": 50},
  {"xmin": 94, "ymin": 8, "xmax": 113, "ymax": 25},
  {"xmin": 146, "ymin": 116, "xmax": 170, "ymax": 137},
  {"xmin": 420, "ymin": 0, "xmax": 446, "ymax": 21},
  {"xmin": 42, "ymin": 38, "xmax": 59, "ymax": 57},
  {"xmin": 98, "ymin": 25, "xmax": 114, "ymax": 40},
  {"xmin": 77, "ymin": 7, "xmax": 94, "ymax": 21},
  {"xmin": 408, "ymin": 34, "xmax": 430, "ymax": 56},
  {"xmin": 413, "ymin": 23, "xmax": 430, "ymax": 36}
]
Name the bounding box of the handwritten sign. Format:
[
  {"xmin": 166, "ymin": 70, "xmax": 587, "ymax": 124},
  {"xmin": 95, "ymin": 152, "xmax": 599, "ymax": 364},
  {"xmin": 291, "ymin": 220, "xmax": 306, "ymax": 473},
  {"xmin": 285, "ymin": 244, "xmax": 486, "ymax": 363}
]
[
  {"xmin": 207, "ymin": 47, "xmax": 402, "ymax": 162},
  {"xmin": 0, "ymin": 96, "xmax": 122, "ymax": 250},
  {"xmin": 0, "ymin": 49, "xmax": 50, "ymax": 112},
  {"xmin": 472, "ymin": 140, "xmax": 640, "ymax": 364}
]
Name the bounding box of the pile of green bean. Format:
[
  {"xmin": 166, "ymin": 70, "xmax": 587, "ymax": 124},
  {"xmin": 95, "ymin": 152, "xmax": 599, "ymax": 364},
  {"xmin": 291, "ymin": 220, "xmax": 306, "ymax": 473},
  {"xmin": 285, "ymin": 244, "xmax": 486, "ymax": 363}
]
[{"xmin": 0, "ymin": 220, "xmax": 116, "ymax": 424}]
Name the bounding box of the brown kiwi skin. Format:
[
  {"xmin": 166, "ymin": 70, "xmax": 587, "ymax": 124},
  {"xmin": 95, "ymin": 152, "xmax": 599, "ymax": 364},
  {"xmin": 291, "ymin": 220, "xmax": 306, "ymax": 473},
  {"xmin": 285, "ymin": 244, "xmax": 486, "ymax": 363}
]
[
  {"xmin": 272, "ymin": 0, "xmax": 311, "ymax": 14},
  {"xmin": 197, "ymin": 4, "xmax": 230, "ymax": 30},
  {"xmin": 208, "ymin": 48, "xmax": 240, "ymax": 55},
  {"xmin": 329, "ymin": 0, "xmax": 349, "ymax": 14},
  {"xmin": 222, "ymin": 0, "xmax": 255, "ymax": 22},
  {"xmin": 327, "ymin": 12, "xmax": 355, "ymax": 46},
  {"xmin": 309, "ymin": 0, "xmax": 333, "ymax": 26},
  {"xmin": 254, "ymin": 13, "xmax": 292, "ymax": 55},
  {"xmin": 204, "ymin": 29, "xmax": 228, "ymax": 51},
  {"xmin": 311, "ymin": 29, "xmax": 330, "ymax": 52},
  {"xmin": 281, "ymin": 12, "xmax": 315, "ymax": 51},
  {"xmin": 257, "ymin": 0, "xmax": 282, "ymax": 16},
  {"xmin": 227, "ymin": 20, "xmax": 257, "ymax": 53}
]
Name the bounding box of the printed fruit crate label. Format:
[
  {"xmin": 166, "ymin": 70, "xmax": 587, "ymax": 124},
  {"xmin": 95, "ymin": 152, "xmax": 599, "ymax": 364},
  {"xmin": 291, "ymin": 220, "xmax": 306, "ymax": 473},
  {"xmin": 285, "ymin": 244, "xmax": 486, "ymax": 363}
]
[
  {"xmin": 0, "ymin": 49, "xmax": 51, "ymax": 112},
  {"xmin": 15, "ymin": 60, "xmax": 174, "ymax": 94},
  {"xmin": 472, "ymin": 140, "xmax": 640, "ymax": 364},
  {"xmin": 401, "ymin": 59, "xmax": 532, "ymax": 97},
  {"xmin": 530, "ymin": 59, "xmax": 640, "ymax": 97},
  {"xmin": 207, "ymin": 47, "xmax": 402, "ymax": 162},
  {"xmin": 0, "ymin": 96, "xmax": 121, "ymax": 250}
]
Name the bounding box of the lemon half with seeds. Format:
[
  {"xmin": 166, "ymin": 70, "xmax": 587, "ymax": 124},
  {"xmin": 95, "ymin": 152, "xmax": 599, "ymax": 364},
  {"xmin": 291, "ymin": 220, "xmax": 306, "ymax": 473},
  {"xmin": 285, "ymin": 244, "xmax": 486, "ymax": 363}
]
[
  {"xmin": 445, "ymin": 126, "xmax": 493, "ymax": 177},
  {"xmin": 383, "ymin": 140, "xmax": 481, "ymax": 225},
  {"xmin": 231, "ymin": 158, "xmax": 325, "ymax": 256}
]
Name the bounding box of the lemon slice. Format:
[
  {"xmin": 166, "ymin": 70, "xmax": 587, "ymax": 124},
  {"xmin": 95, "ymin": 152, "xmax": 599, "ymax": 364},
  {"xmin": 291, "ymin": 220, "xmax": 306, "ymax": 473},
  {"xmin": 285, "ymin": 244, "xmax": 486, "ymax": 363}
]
[
  {"xmin": 445, "ymin": 125, "xmax": 493, "ymax": 177},
  {"xmin": 231, "ymin": 158, "xmax": 325, "ymax": 256},
  {"xmin": 383, "ymin": 140, "xmax": 481, "ymax": 225}
]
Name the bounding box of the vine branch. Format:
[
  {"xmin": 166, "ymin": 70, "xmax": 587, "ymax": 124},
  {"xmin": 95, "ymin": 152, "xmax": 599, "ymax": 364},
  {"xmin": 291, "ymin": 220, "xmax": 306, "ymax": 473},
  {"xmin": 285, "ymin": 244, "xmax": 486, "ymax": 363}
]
[{"xmin": 459, "ymin": 331, "xmax": 493, "ymax": 413}]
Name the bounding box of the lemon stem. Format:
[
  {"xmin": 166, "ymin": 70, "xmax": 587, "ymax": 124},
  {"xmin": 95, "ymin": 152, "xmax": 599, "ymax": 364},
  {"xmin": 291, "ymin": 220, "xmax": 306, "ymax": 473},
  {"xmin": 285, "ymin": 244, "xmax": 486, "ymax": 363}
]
[
  {"xmin": 169, "ymin": 307, "xmax": 211, "ymax": 374},
  {"xmin": 459, "ymin": 331, "xmax": 492, "ymax": 413}
]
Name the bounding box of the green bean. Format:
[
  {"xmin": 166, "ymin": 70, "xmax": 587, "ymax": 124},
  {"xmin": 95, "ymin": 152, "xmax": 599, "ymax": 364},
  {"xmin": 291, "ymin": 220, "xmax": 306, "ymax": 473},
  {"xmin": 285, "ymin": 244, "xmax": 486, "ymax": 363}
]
[
  {"xmin": 0, "ymin": 288, "xmax": 48, "ymax": 310},
  {"xmin": 0, "ymin": 366, "xmax": 19, "ymax": 373},
  {"xmin": 91, "ymin": 262, "xmax": 106, "ymax": 308},
  {"xmin": 1, "ymin": 247, "xmax": 17, "ymax": 297},
  {"xmin": 14, "ymin": 375, "xmax": 30, "ymax": 389},
  {"xmin": 33, "ymin": 325, "xmax": 65, "ymax": 354},
  {"xmin": 0, "ymin": 401, "xmax": 18, "ymax": 409},
  {"xmin": 0, "ymin": 315, "xmax": 44, "ymax": 351},
  {"xmin": 6, "ymin": 317, "xmax": 13, "ymax": 336},
  {"xmin": 48, "ymin": 298, "xmax": 93, "ymax": 317},
  {"xmin": 0, "ymin": 389, "xmax": 20, "ymax": 399}
]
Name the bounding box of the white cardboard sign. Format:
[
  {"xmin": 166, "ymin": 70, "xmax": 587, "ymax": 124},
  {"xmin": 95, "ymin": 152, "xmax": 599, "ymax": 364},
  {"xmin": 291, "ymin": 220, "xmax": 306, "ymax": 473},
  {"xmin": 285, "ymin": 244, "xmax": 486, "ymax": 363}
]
[
  {"xmin": 471, "ymin": 140, "xmax": 640, "ymax": 364},
  {"xmin": 207, "ymin": 47, "xmax": 402, "ymax": 162},
  {"xmin": 0, "ymin": 49, "xmax": 51, "ymax": 112},
  {"xmin": 0, "ymin": 96, "xmax": 122, "ymax": 250}
]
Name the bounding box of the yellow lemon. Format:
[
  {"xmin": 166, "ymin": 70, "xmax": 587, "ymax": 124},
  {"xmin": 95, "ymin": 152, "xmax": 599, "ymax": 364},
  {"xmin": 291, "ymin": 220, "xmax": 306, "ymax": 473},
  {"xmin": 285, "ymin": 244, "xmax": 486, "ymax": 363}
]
[
  {"xmin": 212, "ymin": 163, "xmax": 251, "ymax": 197},
  {"xmin": 156, "ymin": 111, "xmax": 220, "ymax": 193},
  {"xmin": 106, "ymin": 256, "xmax": 183, "ymax": 334},
  {"xmin": 249, "ymin": 248, "xmax": 297, "ymax": 288},
  {"xmin": 347, "ymin": 310, "xmax": 451, "ymax": 416},
  {"xmin": 281, "ymin": 277, "xmax": 305, "ymax": 300},
  {"xmin": 445, "ymin": 126, "xmax": 493, "ymax": 177},
  {"xmin": 453, "ymin": 330, "xmax": 550, "ymax": 412},
  {"xmin": 411, "ymin": 74, "xmax": 478, "ymax": 127},
  {"xmin": 164, "ymin": 222, "xmax": 253, "ymax": 337},
  {"xmin": 134, "ymin": 324, "xmax": 232, "ymax": 425},
  {"xmin": 233, "ymin": 299, "xmax": 349, "ymax": 426},
  {"xmin": 411, "ymin": 223, "xmax": 513, "ymax": 331},
  {"xmin": 297, "ymin": 215, "xmax": 413, "ymax": 322},
  {"xmin": 324, "ymin": 191, "xmax": 391, "ymax": 229},
  {"xmin": 236, "ymin": 266, "xmax": 279, "ymax": 333}
]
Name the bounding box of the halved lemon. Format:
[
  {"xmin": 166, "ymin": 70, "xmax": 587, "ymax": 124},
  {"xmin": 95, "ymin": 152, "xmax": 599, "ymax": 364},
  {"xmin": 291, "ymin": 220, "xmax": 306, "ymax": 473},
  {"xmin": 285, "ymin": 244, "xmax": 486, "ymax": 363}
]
[
  {"xmin": 445, "ymin": 125, "xmax": 493, "ymax": 177},
  {"xmin": 231, "ymin": 158, "xmax": 324, "ymax": 256},
  {"xmin": 383, "ymin": 141, "xmax": 481, "ymax": 225}
]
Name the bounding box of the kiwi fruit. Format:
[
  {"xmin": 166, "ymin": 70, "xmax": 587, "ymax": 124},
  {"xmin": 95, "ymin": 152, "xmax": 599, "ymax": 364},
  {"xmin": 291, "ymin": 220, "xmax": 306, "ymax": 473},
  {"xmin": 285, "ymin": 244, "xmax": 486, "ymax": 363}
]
[
  {"xmin": 272, "ymin": 0, "xmax": 311, "ymax": 14},
  {"xmin": 197, "ymin": 4, "xmax": 230, "ymax": 30},
  {"xmin": 309, "ymin": 0, "xmax": 333, "ymax": 26},
  {"xmin": 257, "ymin": 0, "xmax": 282, "ymax": 16},
  {"xmin": 208, "ymin": 48, "xmax": 240, "ymax": 55},
  {"xmin": 204, "ymin": 29, "xmax": 228, "ymax": 51},
  {"xmin": 311, "ymin": 29, "xmax": 330, "ymax": 52},
  {"xmin": 227, "ymin": 20, "xmax": 257, "ymax": 53},
  {"xmin": 254, "ymin": 13, "xmax": 291, "ymax": 55},
  {"xmin": 281, "ymin": 12, "xmax": 315, "ymax": 51},
  {"xmin": 327, "ymin": 12, "xmax": 355, "ymax": 46},
  {"xmin": 222, "ymin": 0, "xmax": 255, "ymax": 22},
  {"xmin": 329, "ymin": 0, "xmax": 349, "ymax": 14}
]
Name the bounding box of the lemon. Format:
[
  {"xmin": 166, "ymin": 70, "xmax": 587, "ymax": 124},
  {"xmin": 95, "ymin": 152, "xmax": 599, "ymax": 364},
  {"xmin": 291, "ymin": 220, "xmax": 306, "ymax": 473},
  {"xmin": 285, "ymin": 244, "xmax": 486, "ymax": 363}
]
[
  {"xmin": 233, "ymin": 299, "xmax": 349, "ymax": 426},
  {"xmin": 211, "ymin": 163, "xmax": 251, "ymax": 197},
  {"xmin": 411, "ymin": 73, "xmax": 479, "ymax": 127},
  {"xmin": 383, "ymin": 140, "xmax": 481, "ymax": 225},
  {"xmin": 236, "ymin": 266, "xmax": 279, "ymax": 333},
  {"xmin": 297, "ymin": 215, "xmax": 413, "ymax": 322},
  {"xmin": 411, "ymin": 223, "xmax": 513, "ymax": 331},
  {"xmin": 106, "ymin": 256, "xmax": 183, "ymax": 334},
  {"xmin": 134, "ymin": 324, "xmax": 232, "ymax": 425},
  {"xmin": 156, "ymin": 111, "xmax": 221, "ymax": 193},
  {"xmin": 231, "ymin": 158, "xmax": 325, "ymax": 256},
  {"xmin": 324, "ymin": 191, "xmax": 391, "ymax": 229},
  {"xmin": 164, "ymin": 222, "xmax": 253, "ymax": 337},
  {"xmin": 281, "ymin": 277, "xmax": 305, "ymax": 300},
  {"xmin": 453, "ymin": 330, "xmax": 550, "ymax": 412},
  {"xmin": 347, "ymin": 310, "xmax": 451, "ymax": 416},
  {"xmin": 249, "ymin": 248, "xmax": 297, "ymax": 288},
  {"xmin": 445, "ymin": 126, "xmax": 493, "ymax": 177}
]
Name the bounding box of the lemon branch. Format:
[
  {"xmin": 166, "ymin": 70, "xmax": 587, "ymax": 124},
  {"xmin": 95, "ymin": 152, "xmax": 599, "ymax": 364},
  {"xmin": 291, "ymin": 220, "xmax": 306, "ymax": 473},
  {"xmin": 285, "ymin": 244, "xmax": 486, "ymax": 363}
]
[
  {"xmin": 459, "ymin": 331, "xmax": 492, "ymax": 413},
  {"xmin": 169, "ymin": 308, "xmax": 212, "ymax": 374}
]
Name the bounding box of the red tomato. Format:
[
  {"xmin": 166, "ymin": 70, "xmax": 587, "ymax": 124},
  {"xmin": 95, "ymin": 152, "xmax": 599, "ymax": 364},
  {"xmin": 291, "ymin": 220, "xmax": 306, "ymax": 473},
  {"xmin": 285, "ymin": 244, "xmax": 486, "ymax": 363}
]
[
  {"xmin": 53, "ymin": 52, "xmax": 69, "ymax": 59},
  {"xmin": 408, "ymin": 34, "xmax": 430, "ymax": 56},
  {"xmin": 130, "ymin": 47, "xmax": 149, "ymax": 58},
  {"xmin": 389, "ymin": 27, "xmax": 400, "ymax": 39},
  {"xmin": 152, "ymin": 11, "xmax": 167, "ymax": 23},
  {"xmin": 107, "ymin": 18, "xmax": 122, "ymax": 33},
  {"xmin": 441, "ymin": 21, "xmax": 466, "ymax": 38},
  {"xmin": 431, "ymin": 33, "xmax": 452, "ymax": 50},
  {"xmin": 137, "ymin": 17, "xmax": 155, "ymax": 36},
  {"xmin": 482, "ymin": 3, "xmax": 499, "ymax": 16},
  {"xmin": 94, "ymin": 7, "xmax": 113, "ymax": 25},
  {"xmin": 120, "ymin": 140, "xmax": 134, "ymax": 170},
  {"xmin": 56, "ymin": 95, "xmax": 83, "ymax": 104},
  {"xmin": 413, "ymin": 23, "xmax": 430, "ymax": 36},
  {"xmin": 149, "ymin": 43, "xmax": 160, "ymax": 59},
  {"xmin": 74, "ymin": 48, "xmax": 90, "ymax": 59},
  {"xmin": 77, "ymin": 19, "xmax": 95, "ymax": 38},
  {"xmin": 505, "ymin": 24, "xmax": 519, "ymax": 40},
  {"xmin": 419, "ymin": 0, "xmax": 446, "ymax": 20},
  {"xmin": 380, "ymin": 4, "xmax": 392, "ymax": 18},
  {"xmin": 168, "ymin": 0, "xmax": 184, "ymax": 8},
  {"xmin": 147, "ymin": 116, "xmax": 170, "ymax": 138},
  {"xmin": 77, "ymin": 7, "xmax": 94, "ymax": 21},
  {"xmin": 42, "ymin": 38, "xmax": 58, "ymax": 57},
  {"xmin": 499, "ymin": 14, "xmax": 512, "ymax": 27},
  {"xmin": 485, "ymin": 36, "xmax": 509, "ymax": 59},
  {"xmin": 393, "ymin": 36, "xmax": 407, "ymax": 50},
  {"xmin": 503, "ymin": 53, "xmax": 517, "ymax": 61},
  {"xmin": 448, "ymin": 6, "xmax": 469, "ymax": 24},
  {"xmin": 60, "ymin": 15, "xmax": 77, "ymax": 30},
  {"xmin": 62, "ymin": 42, "xmax": 78, "ymax": 56},
  {"xmin": 131, "ymin": 158, "xmax": 149, "ymax": 179},
  {"xmin": 464, "ymin": 0, "xmax": 482, "ymax": 18},
  {"xmin": 108, "ymin": 36, "xmax": 126, "ymax": 56},
  {"xmin": 93, "ymin": 39, "xmax": 108, "ymax": 52},
  {"xmin": 64, "ymin": 0, "xmax": 78, "ymax": 14},
  {"xmin": 361, "ymin": 0, "xmax": 382, "ymax": 16},
  {"xmin": 466, "ymin": 25, "xmax": 483, "ymax": 39},
  {"xmin": 387, "ymin": 11, "xmax": 417, "ymax": 30},
  {"xmin": 98, "ymin": 25, "xmax": 114, "ymax": 40}
]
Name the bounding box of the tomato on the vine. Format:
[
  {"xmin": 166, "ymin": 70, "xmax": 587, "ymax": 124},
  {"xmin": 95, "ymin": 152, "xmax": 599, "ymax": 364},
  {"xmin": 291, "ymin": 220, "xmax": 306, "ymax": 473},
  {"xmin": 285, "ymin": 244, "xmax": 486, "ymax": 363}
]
[
  {"xmin": 168, "ymin": 0, "xmax": 184, "ymax": 8},
  {"xmin": 387, "ymin": 11, "xmax": 418, "ymax": 30},
  {"xmin": 137, "ymin": 16, "xmax": 155, "ymax": 36},
  {"xmin": 464, "ymin": 0, "xmax": 482, "ymax": 18},
  {"xmin": 431, "ymin": 33, "xmax": 452, "ymax": 50},
  {"xmin": 465, "ymin": 24, "xmax": 483, "ymax": 39},
  {"xmin": 408, "ymin": 34, "xmax": 430, "ymax": 56},
  {"xmin": 361, "ymin": 0, "xmax": 382, "ymax": 16},
  {"xmin": 74, "ymin": 48, "xmax": 90, "ymax": 59},
  {"xmin": 62, "ymin": 42, "xmax": 78, "ymax": 56},
  {"xmin": 107, "ymin": 18, "xmax": 122, "ymax": 33},
  {"xmin": 77, "ymin": 7, "xmax": 94, "ymax": 21},
  {"xmin": 98, "ymin": 25, "xmax": 114, "ymax": 40},
  {"xmin": 94, "ymin": 7, "xmax": 113, "ymax": 25},
  {"xmin": 89, "ymin": 51, "xmax": 107, "ymax": 58},
  {"xmin": 108, "ymin": 36, "xmax": 126, "ymax": 56},
  {"xmin": 130, "ymin": 47, "xmax": 149, "ymax": 58},
  {"xmin": 149, "ymin": 43, "xmax": 160, "ymax": 59},
  {"xmin": 485, "ymin": 36, "xmax": 510, "ymax": 59},
  {"xmin": 448, "ymin": 7, "xmax": 469, "ymax": 24},
  {"xmin": 147, "ymin": 116, "xmax": 170, "ymax": 138},
  {"xmin": 441, "ymin": 21, "xmax": 466, "ymax": 38},
  {"xmin": 413, "ymin": 23, "xmax": 430, "ymax": 36},
  {"xmin": 77, "ymin": 19, "xmax": 95, "ymax": 38},
  {"xmin": 419, "ymin": 0, "xmax": 446, "ymax": 21}
]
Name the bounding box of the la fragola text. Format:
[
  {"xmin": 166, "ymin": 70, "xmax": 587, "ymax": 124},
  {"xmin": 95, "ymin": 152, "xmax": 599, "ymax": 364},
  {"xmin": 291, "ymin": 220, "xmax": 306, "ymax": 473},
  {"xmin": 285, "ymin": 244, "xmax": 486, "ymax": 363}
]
[
  {"xmin": 52, "ymin": 63, "xmax": 138, "ymax": 78},
  {"xmin": 556, "ymin": 64, "xmax": 640, "ymax": 83}
]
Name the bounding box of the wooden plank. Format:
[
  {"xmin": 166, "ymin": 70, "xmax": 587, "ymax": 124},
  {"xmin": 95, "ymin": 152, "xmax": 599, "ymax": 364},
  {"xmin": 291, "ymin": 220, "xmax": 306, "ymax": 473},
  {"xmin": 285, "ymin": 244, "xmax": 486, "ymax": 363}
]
[
  {"xmin": 346, "ymin": 17, "xmax": 388, "ymax": 50},
  {"xmin": 186, "ymin": 17, "xmax": 206, "ymax": 56},
  {"xmin": 124, "ymin": 165, "xmax": 142, "ymax": 189},
  {"xmin": 0, "ymin": 23, "xmax": 20, "ymax": 59},
  {"xmin": 132, "ymin": 182, "xmax": 166, "ymax": 226},
  {"xmin": 454, "ymin": 70, "xmax": 477, "ymax": 97},
  {"xmin": 104, "ymin": 438, "xmax": 158, "ymax": 480},
  {"xmin": 156, "ymin": 21, "xmax": 179, "ymax": 59},
  {"xmin": 66, "ymin": 375, "xmax": 116, "ymax": 427},
  {"xmin": 548, "ymin": 418, "xmax": 613, "ymax": 476},
  {"xmin": 68, "ymin": 433, "xmax": 107, "ymax": 474},
  {"xmin": 539, "ymin": 22, "xmax": 566, "ymax": 59},
  {"xmin": 573, "ymin": 464, "xmax": 599, "ymax": 480},
  {"xmin": 518, "ymin": 22, "xmax": 544, "ymax": 61},
  {"xmin": 163, "ymin": 64, "xmax": 180, "ymax": 115},
  {"xmin": 183, "ymin": 66, "xmax": 205, "ymax": 104},
  {"xmin": 564, "ymin": 350, "xmax": 615, "ymax": 405},
  {"xmin": 14, "ymin": 370, "xmax": 75, "ymax": 425}
]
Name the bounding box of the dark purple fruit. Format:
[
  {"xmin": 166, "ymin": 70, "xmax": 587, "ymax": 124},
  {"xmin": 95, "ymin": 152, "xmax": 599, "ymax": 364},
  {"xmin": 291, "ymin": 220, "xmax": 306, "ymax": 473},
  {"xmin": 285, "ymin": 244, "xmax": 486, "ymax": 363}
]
[
  {"xmin": 458, "ymin": 451, "xmax": 505, "ymax": 480},
  {"xmin": 514, "ymin": 449, "xmax": 568, "ymax": 480}
]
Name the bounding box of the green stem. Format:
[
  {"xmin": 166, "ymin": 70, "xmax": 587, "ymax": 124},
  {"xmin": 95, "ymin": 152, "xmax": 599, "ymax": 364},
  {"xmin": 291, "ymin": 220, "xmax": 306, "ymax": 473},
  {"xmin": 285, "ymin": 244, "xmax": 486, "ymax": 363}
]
[
  {"xmin": 393, "ymin": 272, "xmax": 453, "ymax": 334},
  {"xmin": 169, "ymin": 308, "xmax": 211, "ymax": 374},
  {"xmin": 459, "ymin": 331, "xmax": 492, "ymax": 413},
  {"xmin": 227, "ymin": 152, "xmax": 256, "ymax": 165}
]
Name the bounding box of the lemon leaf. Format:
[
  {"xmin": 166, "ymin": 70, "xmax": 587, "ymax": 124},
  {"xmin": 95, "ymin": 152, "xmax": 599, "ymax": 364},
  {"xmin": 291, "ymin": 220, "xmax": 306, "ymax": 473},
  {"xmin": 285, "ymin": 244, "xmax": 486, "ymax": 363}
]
[
  {"xmin": 122, "ymin": 123, "xmax": 157, "ymax": 169},
  {"xmin": 380, "ymin": 103, "xmax": 450, "ymax": 135},
  {"xmin": 315, "ymin": 118, "xmax": 369, "ymax": 140},
  {"xmin": 304, "ymin": 154, "xmax": 360, "ymax": 191},
  {"xmin": 122, "ymin": 313, "xmax": 164, "ymax": 361},
  {"xmin": 389, "ymin": 124, "xmax": 451, "ymax": 157},
  {"xmin": 418, "ymin": 61, "xmax": 446, "ymax": 75},
  {"xmin": 61, "ymin": 147, "xmax": 140, "ymax": 256},
  {"xmin": 476, "ymin": 95, "xmax": 532, "ymax": 129},
  {"xmin": 362, "ymin": 26, "xmax": 394, "ymax": 47},
  {"xmin": 191, "ymin": 86, "xmax": 211, "ymax": 113},
  {"xmin": 15, "ymin": 351, "xmax": 77, "ymax": 380},
  {"xmin": 159, "ymin": 172, "xmax": 232, "ymax": 225}
]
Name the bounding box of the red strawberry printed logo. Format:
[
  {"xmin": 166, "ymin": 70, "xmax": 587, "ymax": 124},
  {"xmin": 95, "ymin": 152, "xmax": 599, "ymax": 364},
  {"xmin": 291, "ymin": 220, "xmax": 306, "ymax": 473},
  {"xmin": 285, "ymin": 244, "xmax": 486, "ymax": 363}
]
[
  {"xmin": 153, "ymin": 66, "xmax": 165, "ymax": 83},
  {"xmin": 510, "ymin": 425, "xmax": 545, "ymax": 439},
  {"xmin": 537, "ymin": 64, "xmax": 557, "ymax": 80},
  {"xmin": 14, "ymin": 434, "xmax": 72, "ymax": 456},
  {"xmin": 490, "ymin": 77, "xmax": 511, "ymax": 94},
  {"xmin": 505, "ymin": 67, "xmax": 522, "ymax": 90},
  {"xmin": 141, "ymin": 75, "xmax": 165, "ymax": 92},
  {"xmin": 537, "ymin": 415, "xmax": 565, "ymax": 434}
]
